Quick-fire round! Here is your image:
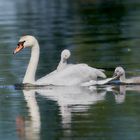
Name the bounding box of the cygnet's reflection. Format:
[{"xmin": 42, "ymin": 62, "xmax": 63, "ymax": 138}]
[
  {"xmin": 18, "ymin": 86, "xmax": 107, "ymax": 139},
  {"xmin": 110, "ymin": 85, "xmax": 140, "ymax": 104},
  {"xmin": 111, "ymin": 85, "xmax": 126, "ymax": 104}
]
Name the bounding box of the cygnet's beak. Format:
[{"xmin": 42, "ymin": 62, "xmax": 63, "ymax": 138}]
[
  {"xmin": 113, "ymin": 72, "xmax": 121, "ymax": 79},
  {"xmin": 13, "ymin": 41, "xmax": 25, "ymax": 55},
  {"xmin": 113, "ymin": 72, "xmax": 117, "ymax": 77}
]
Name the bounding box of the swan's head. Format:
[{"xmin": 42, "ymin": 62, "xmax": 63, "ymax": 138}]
[
  {"xmin": 61, "ymin": 49, "xmax": 71, "ymax": 60},
  {"xmin": 13, "ymin": 35, "xmax": 37, "ymax": 54},
  {"xmin": 114, "ymin": 66, "xmax": 125, "ymax": 77}
]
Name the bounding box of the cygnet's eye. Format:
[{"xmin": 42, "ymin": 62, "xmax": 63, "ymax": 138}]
[{"xmin": 115, "ymin": 70, "xmax": 119, "ymax": 73}]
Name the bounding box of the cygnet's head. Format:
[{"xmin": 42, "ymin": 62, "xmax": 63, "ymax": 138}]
[
  {"xmin": 13, "ymin": 35, "xmax": 37, "ymax": 54},
  {"xmin": 114, "ymin": 66, "xmax": 125, "ymax": 77},
  {"xmin": 61, "ymin": 49, "xmax": 71, "ymax": 60}
]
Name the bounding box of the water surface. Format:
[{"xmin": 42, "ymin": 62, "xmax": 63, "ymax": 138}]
[{"xmin": 0, "ymin": 0, "xmax": 140, "ymax": 140}]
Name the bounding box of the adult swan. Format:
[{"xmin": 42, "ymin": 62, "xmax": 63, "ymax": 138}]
[{"xmin": 13, "ymin": 35, "xmax": 106, "ymax": 86}]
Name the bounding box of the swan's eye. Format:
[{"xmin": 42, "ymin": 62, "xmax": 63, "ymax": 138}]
[{"xmin": 17, "ymin": 41, "xmax": 25, "ymax": 47}]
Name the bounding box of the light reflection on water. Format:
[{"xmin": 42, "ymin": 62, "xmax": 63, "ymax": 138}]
[{"xmin": 0, "ymin": 0, "xmax": 140, "ymax": 140}]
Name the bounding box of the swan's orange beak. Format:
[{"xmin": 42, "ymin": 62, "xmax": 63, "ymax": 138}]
[{"xmin": 13, "ymin": 42, "xmax": 24, "ymax": 55}]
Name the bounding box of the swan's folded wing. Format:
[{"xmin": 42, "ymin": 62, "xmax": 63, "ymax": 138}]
[{"xmin": 78, "ymin": 64, "xmax": 106, "ymax": 78}]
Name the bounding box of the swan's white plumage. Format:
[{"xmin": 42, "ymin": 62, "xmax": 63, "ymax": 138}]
[
  {"xmin": 14, "ymin": 35, "xmax": 106, "ymax": 86},
  {"xmin": 36, "ymin": 64, "xmax": 106, "ymax": 85}
]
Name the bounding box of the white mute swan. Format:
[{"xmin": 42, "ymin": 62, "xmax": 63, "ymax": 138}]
[
  {"xmin": 13, "ymin": 35, "xmax": 106, "ymax": 86},
  {"xmin": 114, "ymin": 66, "xmax": 140, "ymax": 84}
]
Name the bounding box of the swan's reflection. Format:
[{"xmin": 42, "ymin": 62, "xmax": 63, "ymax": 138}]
[
  {"xmin": 36, "ymin": 86, "xmax": 106, "ymax": 129},
  {"xmin": 17, "ymin": 86, "xmax": 107, "ymax": 139},
  {"xmin": 23, "ymin": 90, "xmax": 41, "ymax": 132},
  {"xmin": 16, "ymin": 84, "xmax": 140, "ymax": 139},
  {"xmin": 16, "ymin": 89, "xmax": 41, "ymax": 140}
]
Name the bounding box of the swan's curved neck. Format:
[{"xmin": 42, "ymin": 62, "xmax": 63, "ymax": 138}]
[{"xmin": 23, "ymin": 40, "xmax": 40, "ymax": 84}]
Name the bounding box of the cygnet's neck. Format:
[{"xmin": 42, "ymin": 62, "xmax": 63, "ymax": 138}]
[
  {"xmin": 120, "ymin": 73, "xmax": 126, "ymax": 82},
  {"xmin": 57, "ymin": 58, "xmax": 67, "ymax": 71},
  {"xmin": 23, "ymin": 40, "xmax": 40, "ymax": 84}
]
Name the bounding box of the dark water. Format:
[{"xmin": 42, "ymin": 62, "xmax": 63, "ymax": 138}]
[{"xmin": 1, "ymin": 0, "xmax": 140, "ymax": 140}]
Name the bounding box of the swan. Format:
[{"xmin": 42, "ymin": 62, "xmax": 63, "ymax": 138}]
[
  {"xmin": 114, "ymin": 66, "xmax": 140, "ymax": 84},
  {"xmin": 13, "ymin": 35, "xmax": 106, "ymax": 86}
]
